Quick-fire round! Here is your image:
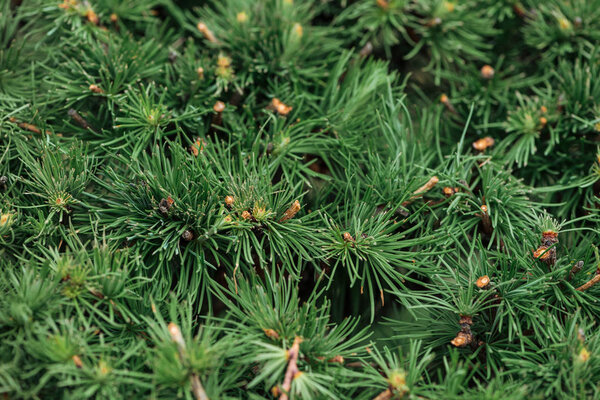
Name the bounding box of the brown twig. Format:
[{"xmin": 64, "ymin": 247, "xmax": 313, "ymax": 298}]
[
  {"xmin": 568, "ymin": 261, "xmax": 584, "ymax": 281},
  {"xmin": 373, "ymin": 388, "xmax": 392, "ymax": 400},
  {"xmin": 439, "ymin": 94, "xmax": 457, "ymax": 114},
  {"xmin": 402, "ymin": 176, "xmax": 439, "ymax": 206},
  {"xmin": 8, "ymin": 117, "xmax": 56, "ymax": 135},
  {"xmin": 197, "ymin": 22, "xmax": 217, "ymax": 43},
  {"xmin": 576, "ymin": 272, "xmax": 600, "ymax": 292},
  {"xmin": 479, "ymin": 205, "xmax": 492, "ymax": 235},
  {"xmin": 344, "ymin": 360, "xmax": 378, "ymax": 368},
  {"xmin": 228, "ymin": 88, "xmax": 244, "ymax": 107},
  {"xmin": 72, "ymin": 355, "xmax": 83, "ymax": 368},
  {"xmin": 168, "ymin": 322, "xmax": 209, "ymax": 400},
  {"xmin": 280, "ymin": 200, "xmax": 301, "ymax": 222},
  {"xmin": 68, "ymin": 109, "xmax": 96, "ymax": 132},
  {"xmin": 263, "ymin": 328, "xmax": 280, "ymax": 340},
  {"xmin": 279, "ymin": 336, "xmax": 302, "ymax": 400}
]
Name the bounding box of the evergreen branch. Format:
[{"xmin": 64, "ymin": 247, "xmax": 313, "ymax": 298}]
[
  {"xmin": 168, "ymin": 322, "xmax": 210, "ymax": 400},
  {"xmin": 278, "ymin": 336, "xmax": 302, "ymax": 400}
]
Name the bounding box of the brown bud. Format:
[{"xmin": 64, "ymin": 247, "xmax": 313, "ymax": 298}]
[
  {"xmin": 271, "ymin": 386, "xmax": 281, "ymax": 397},
  {"xmin": 270, "ymin": 98, "xmax": 292, "ymax": 116},
  {"xmin": 213, "ymin": 101, "xmax": 225, "ymax": 113},
  {"xmin": 343, "ymin": 232, "xmax": 355, "ymax": 242},
  {"xmin": 540, "ymin": 105, "xmax": 548, "ymax": 113},
  {"xmin": 86, "ymin": 9, "xmax": 99, "ymax": 25},
  {"xmin": 472, "ymin": 136, "xmax": 495, "ymax": 151},
  {"xmin": 579, "ymin": 347, "xmax": 590, "ymax": 362},
  {"xmin": 376, "ymin": 0, "xmax": 389, "ymax": 10},
  {"xmin": 439, "ymin": 93, "xmax": 456, "ymax": 114},
  {"xmin": 110, "ymin": 13, "xmax": 118, "ymax": 22},
  {"xmin": 190, "ymin": 138, "xmax": 204, "ymax": 156},
  {"xmin": 359, "ymin": 42, "xmax": 373, "ymax": 58},
  {"xmin": 263, "ymin": 328, "xmax": 280, "ymax": 339},
  {"xmin": 168, "ymin": 322, "xmax": 185, "ymax": 349},
  {"xmin": 559, "ymin": 17, "xmax": 572, "ymax": 31},
  {"xmin": 269, "ymin": 98, "xmax": 280, "ymax": 109},
  {"xmin": 533, "ymin": 239, "xmax": 557, "ymax": 266},
  {"xmin": 236, "ymin": 11, "xmax": 248, "ymax": 23},
  {"xmin": 539, "ymin": 116, "xmax": 547, "ymax": 126},
  {"xmin": 225, "ymin": 195, "xmax": 234, "ymax": 207},
  {"xmin": 182, "ymin": 230, "xmax": 194, "ymax": 241},
  {"xmin": 241, "ymin": 210, "xmax": 251, "ymax": 220},
  {"xmin": 578, "ymin": 327, "xmax": 586, "ymax": 343},
  {"xmin": 541, "ymin": 230, "xmax": 558, "ymax": 244},
  {"xmin": 480, "ymin": 65, "xmax": 495, "ymax": 79},
  {"xmin": 89, "ymin": 84, "xmax": 103, "ymax": 94},
  {"xmin": 451, "ymin": 331, "xmax": 473, "ymax": 347},
  {"xmin": 533, "ymin": 245, "xmax": 551, "ymax": 260},
  {"xmin": 476, "ymin": 275, "xmax": 490, "ymax": 289},
  {"xmin": 72, "ymin": 355, "xmax": 83, "ymax": 368},
  {"xmin": 276, "ymin": 102, "xmax": 293, "ymax": 116},
  {"xmin": 329, "ymin": 355, "xmax": 344, "ymax": 364},
  {"xmin": 442, "ymin": 187, "xmax": 460, "ymax": 197},
  {"xmin": 217, "ymin": 55, "xmax": 231, "ymax": 68},
  {"xmin": 292, "ymin": 23, "xmax": 303, "ymax": 38},
  {"xmin": 158, "ymin": 196, "xmax": 174, "ymax": 215},
  {"xmin": 426, "ymin": 17, "xmax": 442, "ymax": 27}
]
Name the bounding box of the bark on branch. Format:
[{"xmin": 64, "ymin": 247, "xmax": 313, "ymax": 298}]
[
  {"xmin": 168, "ymin": 322, "xmax": 210, "ymax": 400},
  {"xmin": 279, "ymin": 336, "xmax": 303, "ymax": 400}
]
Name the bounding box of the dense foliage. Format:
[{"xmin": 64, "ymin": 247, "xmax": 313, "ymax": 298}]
[{"xmin": 2, "ymin": 0, "xmax": 600, "ymax": 398}]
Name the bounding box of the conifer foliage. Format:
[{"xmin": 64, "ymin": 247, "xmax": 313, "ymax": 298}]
[{"xmin": 2, "ymin": 0, "xmax": 600, "ymax": 398}]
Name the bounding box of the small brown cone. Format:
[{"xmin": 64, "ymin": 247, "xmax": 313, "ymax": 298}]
[{"xmin": 480, "ymin": 65, "xmax": 495, "ymax": 79}]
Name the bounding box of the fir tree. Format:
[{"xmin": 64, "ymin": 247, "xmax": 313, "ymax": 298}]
[{"xmin": 2, "ymin": 0, "xmax": 600, "ymax": 399}]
